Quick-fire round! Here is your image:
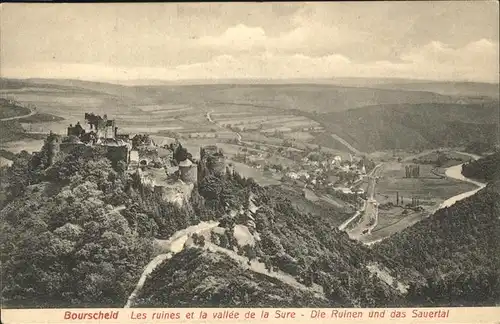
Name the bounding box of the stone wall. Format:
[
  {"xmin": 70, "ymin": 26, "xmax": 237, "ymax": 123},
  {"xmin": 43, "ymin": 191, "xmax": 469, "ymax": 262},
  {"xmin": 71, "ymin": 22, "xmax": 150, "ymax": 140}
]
[
  {"xmin": 198, "ymin": 145, "xmax": 225, "ymax": 184},
  {"xmin": 180, "ymin": 164, "xmax": 198, "ymax": 183}
]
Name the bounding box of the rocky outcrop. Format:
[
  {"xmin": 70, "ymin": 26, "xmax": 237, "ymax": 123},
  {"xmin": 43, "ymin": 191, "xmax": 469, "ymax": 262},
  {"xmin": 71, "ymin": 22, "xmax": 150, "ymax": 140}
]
[{"xmin": 136, "ymin": 168, "xmax": 194, "ymax": 207}]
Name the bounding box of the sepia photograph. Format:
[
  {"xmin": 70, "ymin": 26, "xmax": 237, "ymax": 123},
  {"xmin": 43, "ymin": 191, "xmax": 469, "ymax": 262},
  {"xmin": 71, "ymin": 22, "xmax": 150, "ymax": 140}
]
[{"xmin": 1, "ymin": 1, "xmax": 499, "ymax": 314}]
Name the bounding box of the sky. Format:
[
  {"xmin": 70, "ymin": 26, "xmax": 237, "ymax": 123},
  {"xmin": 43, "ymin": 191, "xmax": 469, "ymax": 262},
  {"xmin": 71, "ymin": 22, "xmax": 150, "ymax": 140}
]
[{"xmin": 1, "ymin": 2, "xmax": 499, "ymax": 82}]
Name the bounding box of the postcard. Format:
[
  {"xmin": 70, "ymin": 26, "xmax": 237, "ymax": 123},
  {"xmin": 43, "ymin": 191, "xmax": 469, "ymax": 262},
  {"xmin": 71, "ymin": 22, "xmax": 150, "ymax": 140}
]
[{"xmin": 1, "ymin": 2, "xmax": 499, "ymax": 324}]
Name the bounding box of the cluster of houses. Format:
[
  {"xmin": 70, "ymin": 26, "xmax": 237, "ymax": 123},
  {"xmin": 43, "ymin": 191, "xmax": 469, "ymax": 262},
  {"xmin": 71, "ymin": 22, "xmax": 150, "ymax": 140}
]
[{"xmin": 283, "ymin": 154, "xmax": 366, "ymax": 194}]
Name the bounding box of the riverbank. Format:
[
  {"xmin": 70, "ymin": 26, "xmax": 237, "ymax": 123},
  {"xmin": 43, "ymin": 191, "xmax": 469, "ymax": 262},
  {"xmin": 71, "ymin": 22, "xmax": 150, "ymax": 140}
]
[{"xmin": 363, "ymin": 156, "xmax": 486, "ymax": 246}]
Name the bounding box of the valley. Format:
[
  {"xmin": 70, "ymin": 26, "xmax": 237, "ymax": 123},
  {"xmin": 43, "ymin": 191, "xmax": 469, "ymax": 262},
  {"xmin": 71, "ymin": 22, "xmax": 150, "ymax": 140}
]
[{"xmin": 1, "ymin": 77, "xmax": 499, "ymax": 308}]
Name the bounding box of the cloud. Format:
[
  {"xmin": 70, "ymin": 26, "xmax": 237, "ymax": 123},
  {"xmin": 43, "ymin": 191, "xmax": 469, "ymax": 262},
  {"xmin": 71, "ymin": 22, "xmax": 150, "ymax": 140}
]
[
  {"xmin": 398, "ymin": 39, "xmax": 499, "ymax": 81},
  {"xmin": 193, "ymin": 22, "xmax": 365, "ymax": 56},
  {"xmin": 197, "ymin": 24, "xmax": 267, "ymax": 51},
  {"xmin": 2, "ymin": 38, "xmax": 497, "ymax": 83}
]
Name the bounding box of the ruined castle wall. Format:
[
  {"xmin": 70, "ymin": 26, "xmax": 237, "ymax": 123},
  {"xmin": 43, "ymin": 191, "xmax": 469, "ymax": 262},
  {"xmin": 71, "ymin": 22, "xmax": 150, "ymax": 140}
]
[
  {"xmin": 59, "ymin": 142, "xmax": 88, "ymax": 154},
  {"xmin": 198, "ymin": 146, "xmax": 226, "ymax": 184},
  {"xmin": 180, "ymin": 164, "xmax": 197, "ymax": 184}
]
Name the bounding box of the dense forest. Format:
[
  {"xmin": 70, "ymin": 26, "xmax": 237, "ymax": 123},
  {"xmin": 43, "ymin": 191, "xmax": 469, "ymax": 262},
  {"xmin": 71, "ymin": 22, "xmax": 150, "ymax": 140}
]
[
  {"xmin": 462, "ymin": 152, "xmax": 500, "ymax": 182},
  {"xmin": 309, "ymin": 102, "xmax": 499, "ymax": 152},
  {"xmin": 136, "ymin": 178, "xmax": 404, "ymax": 307},
  {"xmin": 0, "ymin": 145, "xmax": 157, "ymax": 307},
  {"xmin": 1, "ymin": 138, "xmax": 499, "ymax": 308},
  {"xmin": 374, "ymin": 179, "xmax": 500, "ymax": 306}
]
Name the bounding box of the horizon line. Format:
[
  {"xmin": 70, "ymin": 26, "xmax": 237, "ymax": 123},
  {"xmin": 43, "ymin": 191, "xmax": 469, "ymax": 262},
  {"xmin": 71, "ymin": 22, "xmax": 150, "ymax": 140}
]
[{"xmin": 2, "ymin": 76, "xmax": 499, "ymax": 85}]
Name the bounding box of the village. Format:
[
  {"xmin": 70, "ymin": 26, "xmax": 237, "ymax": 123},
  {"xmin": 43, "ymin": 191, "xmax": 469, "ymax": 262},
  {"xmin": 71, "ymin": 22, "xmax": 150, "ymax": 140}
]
[{"xmin": 229, "ymin": 139, "xmax": 370, "ymax": 198}]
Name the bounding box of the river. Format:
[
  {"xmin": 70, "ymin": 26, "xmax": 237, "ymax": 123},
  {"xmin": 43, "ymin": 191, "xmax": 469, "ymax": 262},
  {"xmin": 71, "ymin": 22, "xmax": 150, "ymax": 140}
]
[
  {"xmin": 365, "ymin": 155, "xmax": 486, "ymax": 246},
  {"xmin": 437, "ymin": 162, "xmax": 486, "ymax": 210}
]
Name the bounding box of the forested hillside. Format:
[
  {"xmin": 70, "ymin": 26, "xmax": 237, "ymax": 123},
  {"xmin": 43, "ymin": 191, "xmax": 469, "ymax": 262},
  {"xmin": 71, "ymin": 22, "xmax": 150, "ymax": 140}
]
[
  {"xmin": 0, "ymin": 146, "xmax": 156, "ymax": 308},
  {"xmin": 374, "ymin": 180, "xmax": 500, "ymax": 306},
  {"xmin": 462, "ymin": 152, "xmax": 500, "ymax": 182},
  {"xmin": 135, "ymin": 177, "xmax": 405, "ymax": 307},
  {"xmin": 311, "ymin": 102, "xmax": 498, "ymax": 152},
  {"xmin": 2, "ymin": 138, "xmax": 498, "ymax": 308},
  {"xmin": 0, "ymin": 140, "xmax": 404, "ymax": 308}
]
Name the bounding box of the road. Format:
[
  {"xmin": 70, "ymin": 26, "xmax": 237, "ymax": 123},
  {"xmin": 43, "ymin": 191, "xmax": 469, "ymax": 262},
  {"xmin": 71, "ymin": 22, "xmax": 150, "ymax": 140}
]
[
  {"xmin": 0, "ymin": 106, "xmax": 36, "ymax": 121},
  {"xmin": 348, "ymin": 165, "xmax": 384, "ymax": 238},
  {"xmin": 125, "ymin": 221, "xmax": 220, "ymax": 308},
  {"xmin": 330, "ymin": 134, "xmax": 362, "ymax": 155},
  {"xmin": 364, "ymin": 151, "xmax": 486, "ymax": 246},
  {"xmin": 206, "ymin": 111, "xmax": 242, "ymax": 142},
  {"xmin": 338, "ymin": 163, "xmax": 384, "ymax": 232}
]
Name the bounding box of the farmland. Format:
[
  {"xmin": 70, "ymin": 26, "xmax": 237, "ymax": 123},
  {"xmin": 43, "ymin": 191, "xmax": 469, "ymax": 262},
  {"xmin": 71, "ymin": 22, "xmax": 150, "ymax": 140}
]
[
  {"xmin": 375, "ymin": 161, "xmax": 477, "ymax": 205},
  {"xmin": 1, "ymin": 77, "xmax": 496, "ymax": 196}
]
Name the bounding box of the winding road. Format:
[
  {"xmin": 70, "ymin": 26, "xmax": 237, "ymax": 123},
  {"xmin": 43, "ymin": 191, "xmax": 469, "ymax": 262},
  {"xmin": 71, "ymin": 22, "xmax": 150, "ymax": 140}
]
[
  {"xmin": 206, "ymin": 111, "xmax": 242, "ymax": 142},
  {"xmin": 0, "ymin": 106, "xmax": 36, "ymax": 121},
  {"xmin": 125, "ymin": 194, "xmax": 326, "ymax": 307},
  {"xmin": 125, "ymin": 221, "xmax": 220, "ymax": 308}
]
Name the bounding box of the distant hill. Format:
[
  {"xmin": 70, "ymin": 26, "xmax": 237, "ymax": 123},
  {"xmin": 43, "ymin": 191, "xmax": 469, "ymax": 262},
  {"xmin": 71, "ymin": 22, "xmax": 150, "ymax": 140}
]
[
  {"xmin": 311, "ymin": 102, "xmax": 499, "ymax": 152},
  {"xmin": 128, "ymin": 82, "xmax": 486, "ymax": 116},
  {"xmin": 370, "ymin": 82, "xmax": 499, "ymax": 100},
  {"xmin": 3, "ymin": 77, "xmax": 478, "ymax": 114},
  {"xmin": 374, "ymin": 179, "xmax": 500, "ymax": 306}
]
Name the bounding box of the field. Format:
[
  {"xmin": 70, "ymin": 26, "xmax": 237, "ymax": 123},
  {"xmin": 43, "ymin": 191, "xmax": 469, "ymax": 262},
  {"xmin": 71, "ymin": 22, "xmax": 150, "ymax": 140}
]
[
  {"xmin": 375, "ymin": 162, "xmax": 477, "ymax": 204},
  {"xmin": 1, "ymin": 77, "xmax": 497, "ymax": 192},
  {"xmin": 356, "ymin": 160, "xmax": 480, "ymax": 242},
  {"xmin": 366, "ymin": 208, "xmax": 430, "ymax": 243}
]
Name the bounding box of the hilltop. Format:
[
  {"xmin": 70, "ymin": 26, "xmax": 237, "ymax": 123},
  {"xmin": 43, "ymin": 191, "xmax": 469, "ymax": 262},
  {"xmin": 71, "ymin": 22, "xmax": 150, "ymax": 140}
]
[{"xmin": 310, "ymin": 102, "xmax": 499, "ymax": 152}]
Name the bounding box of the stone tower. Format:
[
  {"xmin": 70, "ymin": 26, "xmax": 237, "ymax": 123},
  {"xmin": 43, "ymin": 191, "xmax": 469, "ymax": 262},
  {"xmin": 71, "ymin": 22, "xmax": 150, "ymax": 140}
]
[
  {"xmin": 46, "ymin": 132, "xmax": 60, "ymax": 166},
  {"xmin": 198, "ymin": 145, "xmax": 225, "ymax": 184},
  {"xmin": 179, "ymin": 159, "xmax": 197, "ymax": 183}
]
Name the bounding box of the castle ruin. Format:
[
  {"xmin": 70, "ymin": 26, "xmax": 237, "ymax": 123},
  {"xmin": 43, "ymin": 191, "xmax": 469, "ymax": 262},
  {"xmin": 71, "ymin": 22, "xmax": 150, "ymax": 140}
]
[{"xmin": 198, "ymin": 145, "xmax": 226, "ymax": 184}]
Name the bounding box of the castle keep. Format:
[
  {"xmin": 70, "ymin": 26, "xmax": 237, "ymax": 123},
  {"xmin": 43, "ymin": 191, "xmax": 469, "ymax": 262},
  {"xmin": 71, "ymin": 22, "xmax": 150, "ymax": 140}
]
[
  {"xmin": 46, "ymin": 114, "xmax": 227, "ymax": 207},
  {"xmin": 48, "ymin": 113, "xmax": 132, "ymax": 168},
  {"xmin": 198, "ymin": 145, "xmax": 226, "ymax": 184}
]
